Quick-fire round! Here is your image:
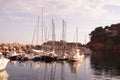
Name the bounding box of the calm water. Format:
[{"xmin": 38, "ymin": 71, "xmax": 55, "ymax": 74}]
[{"xmin": 1, "ymin": 55, "xmax": 120, "ymax": 80}]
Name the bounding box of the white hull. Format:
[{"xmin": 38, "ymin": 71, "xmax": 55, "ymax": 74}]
[
  {"xmin": 30, "ymin": 49, "xmax": 43, "ymax": 54},
  {"xmin": 69, "ymin": 49, "xmax": 84, "ymax": 62},
  {"xmin": 0, "ymin": 52, "xmax": 9, "ymax": 71},
  {"xmin": 71, "ymin": 55, "xmax": 84, "ymax": 62},
  {"xmin": 0, "ymin": 56, "xmax": 9, "ymax": 71}
]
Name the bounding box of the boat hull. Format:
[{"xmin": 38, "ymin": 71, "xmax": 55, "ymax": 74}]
[
  {"xmin": 0, "ymin": 58, "xmax": 9, "ymax": 71},
  {"xmin": 70, "ymin": 55, "xmax": 84, "ymax": 62}
]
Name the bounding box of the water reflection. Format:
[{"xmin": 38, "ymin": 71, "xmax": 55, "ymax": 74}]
[
  {"xmin": 9, "ymin": 61, "xmax": 17, "ymax": 65},
  {"xmin": 6, "ymin": 60, "xmax": 86, "ymax": 80},
  {"xmin": 91, "ymin": 52, "xmax": 120, "ymax": 79},
  {"xmin": 6, "ymin": 55, "xmax": 120, "ymax": 80},
  {"xmin": 0, "ymin": 70, "xmax": 9, "ymax": 80},
  {"xmin": 69, "ymin": 62, "xmax": 82, "ymax": 73}
]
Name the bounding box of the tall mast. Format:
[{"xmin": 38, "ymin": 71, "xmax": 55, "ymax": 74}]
[
  {"xmin": 52, "ymin": 18, "xmax": 55, "ymax": 51},
  {"xmin": 41, "ymin": 8, "xmax": 44, "ymax": 45},
  {"xmin": 37, "ymin": 16, "xmax": 40, "ymax": 45},
  {"xmin": 52, "ymin": 18, "xmax": 55, "ymax": 41},
  {"xmin": 62, "ymin": 19, "xmax": 67, "ymax": 52},
  {"xmin": 62, "ymin": 19, "xmax": 66, "ymax": 41}
]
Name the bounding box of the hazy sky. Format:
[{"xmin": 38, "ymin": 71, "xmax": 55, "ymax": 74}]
[{"xmin": 0, "ymin": 0, "xmax": 120, "ymax": 44}]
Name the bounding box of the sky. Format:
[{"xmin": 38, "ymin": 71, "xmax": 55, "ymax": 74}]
[{"xmin": 0, "ymin": 0, "xmax": 120, "ymax": 44}]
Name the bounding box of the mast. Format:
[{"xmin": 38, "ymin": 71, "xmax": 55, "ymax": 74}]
[
  {"xmin": 41, "ymin": 8, "xmax": 44, "ymax": 45},
  {"xmin": 62, "ymin": 19, "xmax": 66, "ymax": 52},
  {"xmin": 37, "ymin": 16, "xmax": 40, "ymax": 45},
  {"xmin": 41, "ymin": 8, "xmax": 44, "ymax": 52},
  {"xmin": 52, "ymin": 18, "xmax": 56, "ymax": 51},
  {"xmin": 76, "ymin": 27, "xmax": 78, "ymax": 49},
  {"xmin": 64, "ymin": 21, "xmax": 66, "ymax": 42},
  {"xmin": 62, "ymin": 19, "xmax": 65, "ymax": 41}
]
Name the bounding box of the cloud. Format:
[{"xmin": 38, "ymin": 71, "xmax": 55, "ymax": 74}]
[
  {"xmin": 0, "ymin": 15, "xmax": 25, "ymax": 22},
  {"xmin": 0, "ymin": 0, "xmax": 120, "ymax": 21}
]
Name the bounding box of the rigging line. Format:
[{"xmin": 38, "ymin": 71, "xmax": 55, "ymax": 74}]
[
  {"xmin": 31, "ymin": 16, "xmax": 39, "ymax": 45},
  {"xmin": 47, "ymin": 24, "xmax": 51, "ymax": 41}
]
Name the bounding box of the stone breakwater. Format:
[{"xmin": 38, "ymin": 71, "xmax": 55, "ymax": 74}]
[
  {"xmin": 0, "ymin": 43, "xmax": 34, "ymax": 53},
  {"xmin": 0, "ymin": 41, "xmax": 83, "ymax": 54}
]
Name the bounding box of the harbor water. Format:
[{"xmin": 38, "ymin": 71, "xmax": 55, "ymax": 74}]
[{"xmin": 1, "ymin": 55, "xmax": 120, "ymax": 80}]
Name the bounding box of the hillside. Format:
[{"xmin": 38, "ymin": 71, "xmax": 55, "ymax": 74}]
[{"xmin": 87, "ymin": 23, "xmax": 120, "ymax": 53}]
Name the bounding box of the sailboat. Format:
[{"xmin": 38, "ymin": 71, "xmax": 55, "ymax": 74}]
[
  {"xmin": 44, "ymin": 18, "xmax": 57, "ymax": 61},
  {"xmin": 28, "ymin": 12, "xmax": 45, "ymax": 61},
  {"xmin": 69, "ymin": 27, "xmax": 84, "ymax": 62},
  {"xmin": 0, "ymin": 52, "xmax": 9, "ymax": 71},
  {"xmin": 30, "ymin": 10, "xmax": 44, "ymax": 55},
  {"xmin": 58, "ymin": 19, "xmax": 68, "ymax": 60}
]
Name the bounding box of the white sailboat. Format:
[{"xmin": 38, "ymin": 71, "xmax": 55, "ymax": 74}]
[
  {"xmin": 58, "ymin": 19, "xmax": 68, "ymax": 60},
  {"xmin": 45, "ymin": 18, "xmax": 57, "ymax": 58},
  {"xmin": 69, "ymin": 27, "xmax": 84, "ymax": 62},
  {"xmin": 70, "ymin": 48, "xmax": 84, "ymax": 62},
  {"xmin": 30, "ymin": 11, "xmax": 44, "ymax": 55},
  {"xmin": 0, "ymin": 52, "xmax": 9, "ymax": 71}
]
